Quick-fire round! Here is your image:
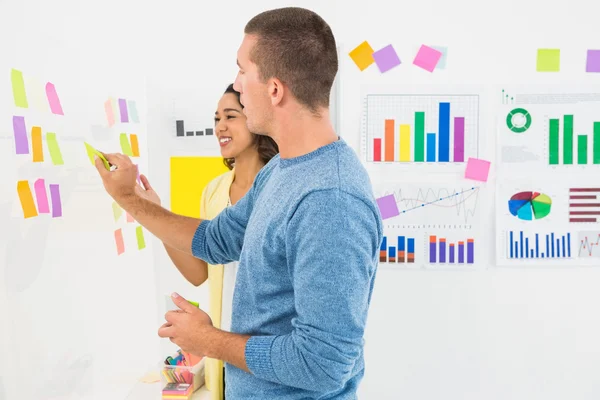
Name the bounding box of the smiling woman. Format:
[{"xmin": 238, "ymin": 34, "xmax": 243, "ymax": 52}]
[{"xmin": 164, "ymin": 83, "xmax": 278, "ymax": 400}]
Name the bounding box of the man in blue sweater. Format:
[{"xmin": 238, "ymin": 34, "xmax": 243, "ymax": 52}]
[{"xmin": 94, "ymin": 7, "xmax": 382, "ymax": 399}]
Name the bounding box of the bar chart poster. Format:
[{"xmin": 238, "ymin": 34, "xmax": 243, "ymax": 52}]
[
  {"xmin": 426, "ymin": 233, "xmax": 477, "ymax": 267},
  {"xmin": 362, "ymin": 93, "xmax": 480, "ymax": 165},
  {"xmin": 374, "ymin": 183, "xmax": 482, "ymax": 229},
  {"xmin": 379, "ymin": 232, "xmax": 419, "ymax": 268},
  {"xmin": 501, "ymin": 230, "xmax": 574, "ymax": 264}
]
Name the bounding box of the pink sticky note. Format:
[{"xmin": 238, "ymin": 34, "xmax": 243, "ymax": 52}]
[
  {"xmin": 413, "ymin": 45, "xmax": 443, "ymax": 72},
  {"xmin": 135, "ymin": 164, "xmax": 140, "ymax": 184},
  {"xmin": 126, "ymin": 212, "xmax": 134, "ymax": 223},
  {"xmin": 465, "ymin": 158, "xmax": 491, "ymax": 182},
  {"xmin": 104, "ymin": 99, "xmax": 115, "ymax": 126},
  {"xmin": 34, "ymin": 179, "xmax": 50, "ymax": 213},
  {"xmin": 45, "ymin": 82, "xmax": 64, "ymax": 115},
  {"xmin": 115, "ymin": 228, "xmax": 125, "ymax": 255},
  {"xmin": 376, "ymin": 194, "xmax": 400, "ymax": 219}
]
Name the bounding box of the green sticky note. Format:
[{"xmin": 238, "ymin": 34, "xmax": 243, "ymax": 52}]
[
  {"xmin": 84, "ymin": 142, "xmax": 110, "ymax": 170},
  {"xmin": 537, "ymin": 49, "xmax": 560, "ymax": 72},
  {"xmin": 11, "ymin": 69, "xmax": 29, "ymax": 108},
  {"xmin": 136, "ymin": 225, "xmax": 146, "ymax": 250},
  {"xmin": 120, "ymin": 133, "xmax": 133, "ymax": 156},
  {"xmin": 46, "ymin": 133, "xmax": 64, "ymax": 165},
  {"xmin": 112, "ymin": 202, "xmax": 123, "ymax": 221}
]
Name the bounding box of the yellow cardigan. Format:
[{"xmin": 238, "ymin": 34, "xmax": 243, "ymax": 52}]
[{"xmin": 199, "ymin": 169, "xmax": 235, "ymax": 400}]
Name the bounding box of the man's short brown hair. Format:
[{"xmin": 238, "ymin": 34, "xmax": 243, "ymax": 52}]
[{"xmin": 244, "ymin": 7, "xmax": 338, "ymax": 114}]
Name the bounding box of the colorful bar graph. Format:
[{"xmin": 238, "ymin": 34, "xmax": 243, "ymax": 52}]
[
  {"xmin": 374, "ymin": 138, "xmax": 382, "ymax": 161},
  {"xmin": 564, "ymin": 115, "xmax": 573, "ymax": 164},
  {"xmin": 438, "ymin": 102, "xmax": 450, "ymax": 162},
  {"xmin": 549, "ymin": 118, "xmax": 559, "ymax": 165},
  {"xmin": 507, "ymin": 231, "xmax": 571, "ymax": 259},
  {"xmin": 578, "ymin": 135, "xmax": 588, "ymax": 164},
  {"xmin": 398, "ymin": 236, "xmax": 406, "ymax": 263},
  {"xmin": 453, "ymin": 117, "xmax": 465, "ymax": 162},
  {"xmin": 385, "ymin": 119, "xmax": 394, "ymax": 161},
  {"xmin": 399, "ymin": 125, "xmax": 410, "ymax": 161},
  {"xmin": 389, "ymin": 246, "xmax": 396, "ymax": 263},
  {"xmin": 407, "ymin": 238, "xmax": 415, "ymax": 263},
  {"xmin": 380, "ymin": 236, "xmax": 416, "ymax": 264},
  {"xmin": 379, "ymin": 236, "xmax": 387, "ymax": 262},
  {"xmin": 429, "ymin": 235, "xmax": 474, "ymax": 264},
  {"xmin": 427, "ymin": 133, "xmax": 436, "ymax": 162},
  {"xmin": 415, "ymin": 112, "xmax": 425, "ymax": 162}
]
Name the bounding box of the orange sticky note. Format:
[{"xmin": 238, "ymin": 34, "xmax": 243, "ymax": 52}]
[
  {"xmin": 114, "ymin": 228, "xmax": 125, "ymax": 255},
  {"xmin": 349, "ymin": 41, "xmax": 375, "ymax": 71},
  {"xmin": 17, "ymin": 180, "xmax": 38, "ymax": 218},
  {"xmin": 130, "ymin": 134, "xmax": 140, "ymax": 157},
  {"xmin": 31, "ymin": 127, "xmax": 43, "ymax": 162}
]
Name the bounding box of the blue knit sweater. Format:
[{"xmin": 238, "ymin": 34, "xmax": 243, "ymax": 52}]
[{"xmin": 192, "ymin": 139, "xmax": 383, "ymax": 399}]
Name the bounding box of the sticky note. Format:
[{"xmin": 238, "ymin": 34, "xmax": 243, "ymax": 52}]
[
  {"xmin": 465, "ymin": 157, "xmax": 491, "ymax": 182},
  {"xmin": 34, "ymin": 179, "xmax": 50, "ymax": 214},
  {"xmin": 130, "ymin": 134, "xmax": 140, "ymax": 157},
  {"xmin": 536, "ymin": 49, "xmax": 560, "ymax": 72},
  {"xmin": 413, "ymin": 45, "xmax": 443, "ymax": 72},
  {"xmin": 46, "ymin": 133, "xmax": 64, "ymax": 165},
  {"xmin": 11, "ymin": 69, "xmax": 28, "ymax": 108},
  {"xmin": 13, "ymin": 116, "xmax": 29, "ymax": 155},
  {"xmin": 376, "ymin": 194, "xmax": 400, "ymax": 220},
  {"xmin": 126, "ymin": 212, "xmax": 134, "ymax": 223},
  {"xmin": 120, "ymin": 133, "xmax": 133, "ymax": 156},
  {"xmin": 49, "ymin": 184, "xmax": 62, "ymax": 217},
  {"xmin": 372, "ymin": 45, "xmax": 401, "ymax": 73},
  {"xmin": 84, "ymin": 142, "xmax": 110, "ymax": 170},
  {"xmin": 136, "ymin": 226, "xmax": 146, "ymax": 250},
  {"xmin": 586, "ymin": 50, "xmax": 600, "ymax": 73},
  {"xmin": 31, "ymin": 127, "xmax": 43, "ymax": 162},
  {"xmin": 348, "ymin": 41, "xmax": 375, "ymax": 71},
  {"xmin": 135, "ymin": 164, "xmax": 141, "ymax": 184},
  {"xmin": 46, "ymin": 82, "xmax": 64, "ymax": 115},
  {"xmin": 431, "ymin": 46, "xmax": 448, "ymax": 69},
  {"xmin": 104, "ymin": 99, "xmax": 115, "ymax": 126},
  {"xmin": 128, "ymin": 100, "xmax": 140, "ymax": 123},
  {"xmin": 112, "ymin": 202, "xmax": 123, "ymax": 221},
  {"xmin": 115, "ymin": 228, "xmax": 125, "ymax": 255},
  {"xmin": 17, "ymin": 180, "xmax": 38, "ymax": 218},
  {"xmin": 119, "ymin": 98, "xmax": 129, "ymax": 122}
]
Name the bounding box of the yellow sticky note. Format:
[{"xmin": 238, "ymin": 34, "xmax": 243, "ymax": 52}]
[
  {"xmin": 84, "ymin": 142, "xmax": 110, "ymax": 170},
  {"xmin": 537, "ymin": 49, "xmax": 560, "ymax": 72},
  {"xmin": 46, "ymin": 133, "xmax": 64, "ymax": 165},
  {"xmin": 170, "ymin": 156, "xmax": 229, "ymax": 217},
  {"xmin": 120, "ymin": 133, "xmax": 133, "ymax": 156},
  {"xmin": 349, "ymin": 41, "xmax": 375, "ymax": 71},
  {"xmin": 136, "ymin": 226, "xmax": 146, "ymax": 250},
  {"xmin": 11, "ymin": 69, "xmax": 29, "ymax": 108},
  {"xmin": 112, "ymin": 201, "xmax": 122, "ymax": 221},
  {"xmin": 17, "ymin": 180, "xmax": 38, "ymax": 218}
]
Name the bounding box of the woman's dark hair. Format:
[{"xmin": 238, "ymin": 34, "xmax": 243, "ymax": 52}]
[{"xmin": 221, "ymin": 84, "xmax": 279, "ymax": 170}]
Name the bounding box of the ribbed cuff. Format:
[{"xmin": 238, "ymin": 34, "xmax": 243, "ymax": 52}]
[
  {"xmin": 191, "ymin": 220, "xmax": 210, "ymax": 259},
  {"xmin": 245, "ymin": 335, "xmax": 278, "ymax": 382}
]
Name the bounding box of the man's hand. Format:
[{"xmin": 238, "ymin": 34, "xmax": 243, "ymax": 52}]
[
  {"xmin": 94, "ymin": 152, "xmax": 138, "ymax": 203},
  {"xmin": 158, "ymin": 293, "xmax": 215, "ymax": 357}
]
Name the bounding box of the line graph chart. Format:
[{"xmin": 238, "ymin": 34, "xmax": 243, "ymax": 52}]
[
  {"xmin": 578, "ymin": 231, "xmax": 600, "ymax": 258},
  {"xmin": 375, "ymin": 184, "xmax": 480, "ymax": 228}
]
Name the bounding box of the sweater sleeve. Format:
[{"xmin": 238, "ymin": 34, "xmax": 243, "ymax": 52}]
[
  {"xmin": 191, "ymin": 179, "xmax": 256, "ymax": 265},
  {"xmin": 244, "ymin": 189, "xmax": 382, "ymax": 392}
]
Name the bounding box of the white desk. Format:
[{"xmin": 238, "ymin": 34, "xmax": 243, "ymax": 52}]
[{"xmin": 126, "ymin": 380, "xmax": 211, "ymax": 399}]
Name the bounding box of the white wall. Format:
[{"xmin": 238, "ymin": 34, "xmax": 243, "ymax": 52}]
[{"xmin": 3, "ymin": 0, "xmax": 600, "ymax": 399}]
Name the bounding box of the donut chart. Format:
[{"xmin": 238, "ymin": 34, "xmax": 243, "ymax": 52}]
[{"xmin": 506, "ymin": 108, "xmax": 532, "ymax": 133}]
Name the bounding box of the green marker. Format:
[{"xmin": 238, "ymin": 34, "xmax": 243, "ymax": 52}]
[{"xmin": 84, "ymin": 142, "xmax": 110, "ymax": 170}]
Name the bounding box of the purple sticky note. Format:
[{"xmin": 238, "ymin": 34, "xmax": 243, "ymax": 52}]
[
  {"xmin": 372, "ymin": 45, "xmax": 401, "ymax": 73},
  {"xmin": 586, "ymin": 50, "xmax": 600, "ymax": 73},
  {"xmin": 376, "ymin": 194, "xmax": 400, "ymax": 219},
  {"xmin": 13, "ymin": 116, "xmax": 29, "ymax": 154},
  {"xmin": 465, "ymin": 158, "xmax": 491, "ymax": 182},
  {"xmin": 118, "ymin": 98, "xmax": 129, "ymax": 122},
  {"xmin": 49, "ymin": 184, "xmax": 62, "ymax": 218},
  {"xmin": 413, "ymin": 45, "xmax": 443, "ymax": 72}
]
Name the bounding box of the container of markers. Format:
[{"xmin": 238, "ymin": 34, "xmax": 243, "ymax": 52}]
[{"xmin": 161, "ymin": 352, "xmax": 205, "ymax": 399}]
